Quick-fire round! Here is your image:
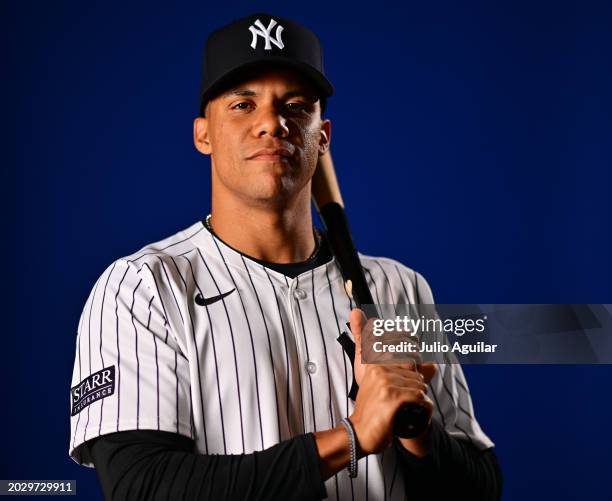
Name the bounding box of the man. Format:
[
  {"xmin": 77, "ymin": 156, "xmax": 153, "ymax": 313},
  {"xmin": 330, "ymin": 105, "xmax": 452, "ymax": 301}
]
[{"xmin": 69, "ymin": 13, "xmax": 502, "ymax": 500}]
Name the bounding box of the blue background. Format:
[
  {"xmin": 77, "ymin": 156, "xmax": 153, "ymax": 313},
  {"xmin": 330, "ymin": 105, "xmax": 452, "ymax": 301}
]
[{"xmin": 4, "ymin": 0, "xmax": 611, "ymax": 499}]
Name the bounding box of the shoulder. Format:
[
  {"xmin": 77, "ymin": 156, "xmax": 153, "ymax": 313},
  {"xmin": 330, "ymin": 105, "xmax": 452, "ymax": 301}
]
[
  {"xmin": 77, "ymin": 221, "xmax": 206, "ymax": 334},
  {"xmin": 357, "ymin": 252, "xmax": 436, "ymax": 304},
  {"xmin": 120, "ymin": 220, "xmax": 205, "ymax": 269},
  {"xmin": 87, "ymin": 221, "xmax": 205, "ymax": 296}
]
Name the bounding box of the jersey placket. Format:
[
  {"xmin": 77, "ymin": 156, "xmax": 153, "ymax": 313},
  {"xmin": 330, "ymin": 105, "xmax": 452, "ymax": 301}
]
[{"xmin": 284, "ymin": 275, "xmax": 318, "ymax": 434}]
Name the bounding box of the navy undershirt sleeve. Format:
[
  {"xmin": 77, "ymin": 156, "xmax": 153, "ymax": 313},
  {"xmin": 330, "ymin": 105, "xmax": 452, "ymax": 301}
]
[
  {"xmin": 88, "ymin": 430, "xmax": 327, "ymax": 501},
  {"xmin": 393, "ymin": 418, "xmax": 503, "ymax": 499}
]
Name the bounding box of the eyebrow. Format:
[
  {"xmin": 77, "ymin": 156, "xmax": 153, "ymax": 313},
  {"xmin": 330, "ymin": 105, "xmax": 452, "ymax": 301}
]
[
  {"xmin": 222, "ymin": 88, "xmax": 317, "ymax": 101},
  {"xmin": 223, "ymin": 89, "xmax": 256, "ymax": 98}
]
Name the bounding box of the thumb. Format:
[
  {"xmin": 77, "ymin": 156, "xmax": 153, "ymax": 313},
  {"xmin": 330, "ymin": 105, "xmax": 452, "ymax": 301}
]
[
  {"xmin": 349, "ymin": 308, "xmax": 367, "ymax": 345},
  {"xmin": 349, "ymin": 308, "xmax": 368, "ymax": 371}
]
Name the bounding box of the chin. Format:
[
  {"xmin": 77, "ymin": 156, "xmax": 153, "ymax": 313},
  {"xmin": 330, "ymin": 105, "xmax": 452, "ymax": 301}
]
[{"xmin": 247, "ymin": 174, "xmax": 303, "ymax": 204}]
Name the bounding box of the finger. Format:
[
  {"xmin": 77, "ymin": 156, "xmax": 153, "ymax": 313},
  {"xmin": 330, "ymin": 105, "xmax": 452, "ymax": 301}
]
[
  {"xmin": 380, "ymin": 362, "xmax": 423, "ymax": 374},
  {"xmin": 369, "ymin": 369, "xmax": 429, "ymax": 395},
  {"xmin": 421, "ymin": 395, "xmax": 434, "ymax": 415},
  {"xmin": 389, "ymin": 387, "xmax": 431, "ymax": 412},
  {"xmin": 387, "ymin": 378, "xmax": 429, "ymax": 393},
  {"xmin": 349, "ymin": 308, "xmax": 367, "ymax": 345},
  {"xmin": 417, "ymin": 363, "xmax": 438, "ymax": 384},
  {"xmin": 384, "ymin": 347, "xmax": 423, "ymax": 369},
  {"xmin": 377, "ymin": 365, "xmax": 425, "ymax": 382}
]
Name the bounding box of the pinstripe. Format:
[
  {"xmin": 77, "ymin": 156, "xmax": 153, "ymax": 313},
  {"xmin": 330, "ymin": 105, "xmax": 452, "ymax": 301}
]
[
  {"xmin": 130, "ymin": 226, "xmax": 204, "ymax": 262},
  {"xmin": 310, "ymin": 269, "xmax": 340, "ymax": 501},
  {"xmin": 174, "ymin": 344, "xmax": 179, "ymax": 435},
  {"xmin": 449, "ymin": 372, "xmax": 472, "ymax": 421},
  {"xmin": 209, "ymin": 236, "xmax": 265, "ymax": 449},
  {"xmin": 139, "ymin": 262, "xmax": 170, "ymax": 326},
  {"xmin": 191, "ymin": 250, "xmax": 246, "ymax": 452},
  {"xmin": 294, "ymin": 275, "xmax": 318, "ymax": 431},
  {"xmin": 439, "ymin": 363, "xmax": 472, "ymax": 443},
  {"xmin": 178, "ymin": 248, "xmax": 198, "ymax": 257},
  {"xmin": 190, "ymin": 405, "xmax": 195, "ymax": 439},
  {"xmin": 146, "ymin": 295, "xmax": 161, "ymax": 431},
  {"xmin": 364, "ymin": 267, "xmax": 382, "ymax": 305},
  {"xmin": 374, "ymin": 261, "xmax": 397, "ymax": 305},
  {"xmin": 200, "ymin": 295, "xmax": 229, "ymax": 453},
  {"xmin": 71, "ymin": 298, "xmax": 86, "ymax": 450},
  {"xmin": 453, "ymin": 419, "xmax": 476, "ymax": 447},
  {"xmin": 241, "ymin": 255, "xmax": 282, "ymax": 442},
  {"xmin": 324, "ymin": 264, "xmax": 348, "ymax": 415},
  {"xmin": 140, "ymin": 258, "xmax": 192, "ymax": 440},
  {"xmin": 171, "ymin": 249, "xmax": 245, "ymax": 453},
  {"xmin": 155, "ymin": 256, "xmax": 185, "ymax": 324},
  {"xmin": 413, "ymin": 270, "xmax": 421, "ymax": 303},
  {"xmin": 394, "ymin": 264, "xmax": 411, "ymax": 304},
  {"xmin": 311, "ymin": 268, "xmax": 336, "ymax": 428},
  {"xmin": 130, "ymin": 279, "xmax": 143, "ymax": 429},
  {"xmin": 363, "ymin": 266, "xmax": 393, "ymax": 500},
  {"xmin": 439, "ymin": 351, "xmax": 477, "ymax": 446},
  {"xmin": 82, "ymin": 274, "xmax": 102, "ymax": 442},
  {"xmin": 429, "ymin": 379, "xmax": 446, "ymax": 428},
  {"xmin": 324, "ymin": 262, "xmax": 355, "ymax": 501},
  {"xmin": 98, "ymin": 262, "xmax": 117, "ymax": 436},
  {"xmin": 178, "ymin": 255, "xmax": 210, "ymax": 451},
  {"xmin": 114, "ymin": 265, "xmax": 130, "ymax": 432},
  {"xmin": 455, "ymin": 376, "xmax": 470, "ymax": 395},
  {"xmin": 393, "ymin": 264, "xmax": 461, "ymax": 435},
  {"xmin": 282, "ymin": 272, "xmax": 307, "ymax": 434},
  {"xmin": 263, "ymin": 267, "xmax": 294, "ymax": 436}
]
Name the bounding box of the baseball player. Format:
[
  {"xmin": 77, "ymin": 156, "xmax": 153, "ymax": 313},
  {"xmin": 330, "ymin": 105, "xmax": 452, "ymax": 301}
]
[{"xmin": 69, "ymin": 13, "xmax": 502, "ymax": 500}]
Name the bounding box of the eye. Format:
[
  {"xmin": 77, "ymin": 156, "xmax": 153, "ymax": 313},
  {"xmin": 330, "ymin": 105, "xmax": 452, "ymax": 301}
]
[
  {"xmin": 285, "ymin": 102, "xmax": 309, "ymax": 112},
  {"xmin": 231, "ymin": 101, "xmax": 253, "ymax": 111}
]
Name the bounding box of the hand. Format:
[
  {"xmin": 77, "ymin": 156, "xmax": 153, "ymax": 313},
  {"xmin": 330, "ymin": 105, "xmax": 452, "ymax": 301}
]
[
  {"xmin": 350, "ymin": 309, "xmax": 437, "ymax": 387},
  {"xmin": 347, "ymin": 308, "xmax": 436, "ymax": 456}
]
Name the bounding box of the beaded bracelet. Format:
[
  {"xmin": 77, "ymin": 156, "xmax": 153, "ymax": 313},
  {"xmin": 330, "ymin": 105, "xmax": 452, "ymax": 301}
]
[{"xmin": 340, "ymin": 417, "xmax": 358, "ymax": 478}]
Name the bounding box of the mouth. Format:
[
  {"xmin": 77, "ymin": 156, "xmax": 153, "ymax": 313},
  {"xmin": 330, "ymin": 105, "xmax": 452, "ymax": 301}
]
[{"xmin": 246, "ymin": 148, "xmax": 294, "ymax": 162}]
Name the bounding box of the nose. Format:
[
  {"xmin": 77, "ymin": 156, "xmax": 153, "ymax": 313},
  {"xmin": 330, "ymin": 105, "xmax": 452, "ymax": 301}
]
[{"xmin": 251, "ymin": 104, "xmax": 289, "ymax": 139}]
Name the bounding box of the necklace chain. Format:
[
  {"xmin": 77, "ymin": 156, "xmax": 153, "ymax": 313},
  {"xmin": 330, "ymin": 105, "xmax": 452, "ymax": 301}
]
[{"xmin": 204, "ymin": 213, "xmax": 322, "ymax": 262}]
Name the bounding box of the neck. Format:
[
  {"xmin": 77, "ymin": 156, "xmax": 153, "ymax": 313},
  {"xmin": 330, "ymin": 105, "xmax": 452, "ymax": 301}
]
[{"xmin": 209, "ymin": 187, "xmax": 317, "ymax": 264}]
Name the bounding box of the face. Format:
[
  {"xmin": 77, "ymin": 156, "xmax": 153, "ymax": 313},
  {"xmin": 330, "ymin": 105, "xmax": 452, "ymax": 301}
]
[{"xmin": 194, "ymin": 68, "xmax": 331, "ymax": 207}]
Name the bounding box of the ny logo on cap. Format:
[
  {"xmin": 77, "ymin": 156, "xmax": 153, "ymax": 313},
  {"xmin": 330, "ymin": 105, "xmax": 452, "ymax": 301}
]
[{"xmin": 249, "ymin": 18, "xmax": 285, "ymax": 50}]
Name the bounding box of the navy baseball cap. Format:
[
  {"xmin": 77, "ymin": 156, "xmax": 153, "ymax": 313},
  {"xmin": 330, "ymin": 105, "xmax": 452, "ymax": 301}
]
[{"xmin": 198, "ymin": 13, "xmax": 334, "ymax": 116}]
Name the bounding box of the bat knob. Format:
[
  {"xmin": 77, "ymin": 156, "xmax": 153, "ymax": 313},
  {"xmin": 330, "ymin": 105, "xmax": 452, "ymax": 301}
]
[{"xmin": 393, "ymin": 403, "xmax": 430, "ymax": 438}]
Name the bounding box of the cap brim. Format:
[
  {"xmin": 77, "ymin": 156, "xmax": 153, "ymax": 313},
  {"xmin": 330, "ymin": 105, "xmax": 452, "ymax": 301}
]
[{"xmin": 200, "ymin": 56, "xmax": 334, "ymax": 113}]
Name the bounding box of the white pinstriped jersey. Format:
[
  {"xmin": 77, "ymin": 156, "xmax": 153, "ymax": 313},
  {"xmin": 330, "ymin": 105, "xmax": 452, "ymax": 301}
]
[{"xmin": 69, "ymin": 219, "xmax": 493, "ymax": 500}]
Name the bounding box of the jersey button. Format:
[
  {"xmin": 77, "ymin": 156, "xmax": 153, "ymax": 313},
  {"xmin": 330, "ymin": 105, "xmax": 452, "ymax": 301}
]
[
  {"xmin": 294, "ymin": 288, "xmax": 307, "ymax": 300},
  {"xmin": 306, "ymin": 361, "xmax": 317, "ymax": 374}
]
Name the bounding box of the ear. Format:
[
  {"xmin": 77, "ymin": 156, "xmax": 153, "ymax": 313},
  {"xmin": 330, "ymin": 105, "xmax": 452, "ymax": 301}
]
[
  {"xmin": 318, "ymin": 118, "xmax": 332, "ymax": 155},
  {"xmin": 193, "ymin": 116, "xmax": 212, "ymax": 155}
]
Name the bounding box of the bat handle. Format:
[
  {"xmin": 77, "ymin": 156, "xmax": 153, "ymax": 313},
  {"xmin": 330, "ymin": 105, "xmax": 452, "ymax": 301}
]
[
  {"xmin": 339, "ymin": 325, "xmax": 430, "ymax": 440},
  {"xmin": 393, "ymin": 403, "xmax": 430, "ymax": 438},
  {"xmin": 319, "ymin": 202, "xmax": 430, "ymax": 439},
  {"xmin": 344, "ymin": 306, "xmax": 429, "ymax": 439}
]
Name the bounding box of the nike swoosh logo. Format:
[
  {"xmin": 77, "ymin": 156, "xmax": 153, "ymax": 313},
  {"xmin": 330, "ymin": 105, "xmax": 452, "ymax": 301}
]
[{"xmin": 195, "ymin": 288, "xmax": 235, "ymax": 306}]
